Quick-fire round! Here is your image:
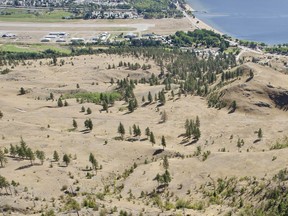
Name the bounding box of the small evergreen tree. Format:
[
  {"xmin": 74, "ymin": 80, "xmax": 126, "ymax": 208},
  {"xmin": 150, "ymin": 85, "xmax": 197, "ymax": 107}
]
[
  {"xmin": 145, "ymin": 127, "xmax": 150, "ymax": 138},
  {"xmin": 53, "ymin": 151, "xmax": 59, "ymax": 162},
  {"xmin": 19, "ymin": 87, "xmax": 26, "ymax": 95},
  {"xmin": 26, "ymin": 148, "xmax": 35, "ymax": 165},
  {"xmin": 118, "ymin": 122, "xmax": 125, "ymax": 140},
  {"xmin": 150, "ymin": 132, "xmax": 156, "ymax": 146},
  {"xmin": 84, "ymin": 119, "xmax": 93, "ymax": 130},
  {"xmin": 35, "ymin": 150, "xmax": 45, "ymax": 165},
  {"xmin": 89, "ymin": 153, "xmax": 98, "ymax": 173},
  {"xmin": 86, "ymin": 107, "xmax": 92, "ymax": 115},
  {"xmin": 161, "ymin": 136, "xmax": 166, "ymax": 150},
  {"xmin": 0, "ymin": 148, "xmax": 7, "ymax": 168},
  {"xmin": 57, "ymin": 98, "xmax": 63, "ymax": 107},
  {"xmin": 258, "ymin": 128, "xmax": 263, "ymax": 139},
  {"xmin": 161, "ymin": 110, "xmax": 167, "ymax": 123},
  {"xmin": 163, "ymin": 155, "xmax": 169, "ymax": 170},
  {"xmin": 73, "ymin": 119, "xmax": 78, "ymax": 129},
  {"xmin": 148, "ymin": 91, "xmax": 153, "ymax": 103},
  {"xmin": 63, "ymin": 154, "xmax": 70, "ymax": 167},
  {"xmin": 102, "ymin": 101, "xmax": 108, "ymax": 112}
]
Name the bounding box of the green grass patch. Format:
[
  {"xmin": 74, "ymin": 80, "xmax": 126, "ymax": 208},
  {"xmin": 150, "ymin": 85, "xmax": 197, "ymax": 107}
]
[
  {"xmin": 0, "ymin": 8, "xmax": 72, "ymax": 22},
  {"xmin": 0, "ymin": 43, "xmax": 71, "ymax": 55},
  {"xmin": 64, "ymin": 92, "xmax": 121, "ymax": 104}
]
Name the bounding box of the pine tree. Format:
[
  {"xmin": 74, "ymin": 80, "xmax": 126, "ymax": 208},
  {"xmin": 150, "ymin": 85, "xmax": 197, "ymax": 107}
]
[
  {"xmin": 26, "ymin": 148, "xmax": 35, "ymax": 165},
  {"xmin": 102, "ymin": 101, "xmax": 108, "ymax": 112},
  {"xmin": 84, "ymin": 119, "xmax": 93, "ymax": 130},
  {"xmin": 81, "ymin": 106, "xmax": 85, "ymax": 112},
  {"xmin": 148, "ymin": 91, "xmax": 153, "ymax": 103},
  {"xmin": 163, "ymin": 155, "xmax": 169, "ymax": 170},
  {"xmin": 35, "ymin": 150, "xmax": 45, "ymax": 165},
  {"xmin": 161, "ymin": 136, "xmax": 166, "ymax": 150},
  {"xmin": 86, "ymin": 107, "xmax": 92, "ymax": 115},
  {"xmin": 194, "ymin": 127, "xmax": 201, "ymax": 141},
  {"xmin": 57, "ymin": 98, "xmax": 63, "ymax": 107},
  {"xmin": 9, "ymin": 144, "xmax": 16, "ymax": 158},
  {"xmin": 118, "ymin": 122, "xmax": 125, "ymax": 140},
  {"xmin": 53, "ymin": 150, "xmax": 59, "ymax": 162},
  {"xmin": 63, "ymin": 154, "xmax": 70, "ymax": 167},
  {"xmin": 161, "ymin": 110, "xmax": 168, "ymax": 123},
  {"xmin": 0, "ymin": 148, "xmax": 7, "ymax": 168},
  {"xmin": 150, "ymin": 132, "xmax": 156, "ymax": 146},
  {"xmin": 128, "ymin": 100, "xmax": 135, "ymax": 113},
  {"xmin": 19, "ymin": 87, "xmax": 26, "ymax": 95},
  {"xmin": 258, "ymin": 128, "xmax": 263, "ymax": 139},
  {"xmin": 0, "ymin": 111, "xmax": 3, "ymax": 119},
  {"xmin": 145, "ymin": 127, "xmax": 150, "ymax": 138},
  {"xmin": 89, "ymin": 153, "xmax": 98, "ymax": 173},
  {"xmin": 50, "ymin": 92, "xmax": 54, "ymax": 100},
  {"xmin": 73, "ymin": 119, "xmax": 78, "ymax": 129},
  {"xmin": 196, "ymin": 116, "xmax": 200, "ymax": 127}
]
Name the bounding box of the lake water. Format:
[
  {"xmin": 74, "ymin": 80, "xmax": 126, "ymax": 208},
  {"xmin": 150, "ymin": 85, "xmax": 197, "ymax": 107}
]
[{"xmin": 187, "ymin": 0, "xmax": 288, "ymax": 45}]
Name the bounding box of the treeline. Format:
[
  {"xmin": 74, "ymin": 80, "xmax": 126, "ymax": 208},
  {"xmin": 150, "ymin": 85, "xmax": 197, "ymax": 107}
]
[
  {"xmin": 129, "ymin": 0, "xmax": 183, "ymax": 19},
  {"xmin": 170, "ymin": 29, "xmax": 229, "ymax": 50},
  {"xmin": 265, "ymin": 45, "xmax": 288, "ymax": 55}
]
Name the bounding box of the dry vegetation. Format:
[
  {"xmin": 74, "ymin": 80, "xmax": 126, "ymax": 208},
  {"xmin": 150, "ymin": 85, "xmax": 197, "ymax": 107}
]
[{"xmin": 1, "ymin": 49, "xmax": 288, "ymax": 216}]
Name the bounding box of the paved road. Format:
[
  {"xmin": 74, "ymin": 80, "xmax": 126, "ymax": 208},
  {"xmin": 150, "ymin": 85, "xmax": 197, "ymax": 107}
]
[{"xmin": 0, "ymin": 22, "xmax": 155, "ymax": 32}]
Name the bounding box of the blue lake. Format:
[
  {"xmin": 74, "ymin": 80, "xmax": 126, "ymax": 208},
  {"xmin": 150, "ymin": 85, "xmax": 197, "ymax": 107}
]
[{"xmin": 187, "ymin": 0, "xmax": 288, "ymax": 45}]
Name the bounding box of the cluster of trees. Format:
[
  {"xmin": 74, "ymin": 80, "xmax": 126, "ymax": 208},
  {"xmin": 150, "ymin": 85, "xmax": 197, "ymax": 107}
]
[
  {"xmin": 184, "ymin": 117, "xmax": 201, "ymax": 140},
  {"xmin": 57, "ymin": 98, "xmax": 68, "ymax": 107},
  {"xmin": 131, "ymin": 39, "xmax": 162, "ymax": 47},
  {"xmin": 265, "ymin": 44, "xmax": 288, "ymax": 55},
  {"xmin": 118, "ymin": 61, "xmax": 151, "ymax": 71},
  {"xmin": 143, "ymin": 90, "xmax": 166, "ymax": 105},
  {"xmin": 117, "ymin": 78, "xmax": 136, "ymax": 102},
  {"xmin": 221, "ymin": 67, "xmax": 244, "ymax": 82},
  {"xmin": 131, "ymin": 0, "xmax": 183, "ymax": 19},
  {"xmin": 52, "ymin": 151, "xmax": 72, "ymax": 167},
  {"xmin": 117, "ymin": 123, "xmax": 166, "ymax": 149},
  {"xmin": 171, "ymin": 29, "xmax": 229, "ymax": 50},
  {"xmin": 9, "ymin": 138, "xmax": 45, "ymax": 165},
  {"xmin": 154, "ymin": 170, "xmax": 171, "ymax": 187},
  {"xmin": 154, "ymin": 155, "xmax": 171, "ymax": 188},
  {"xmin": 128, "ymin": 98, "xmax": 138, "ymax": 112}
]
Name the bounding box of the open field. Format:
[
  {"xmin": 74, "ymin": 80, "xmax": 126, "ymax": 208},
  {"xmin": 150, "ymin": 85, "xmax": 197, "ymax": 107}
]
[
  {"xmin": 1, "ymin": 49, "xmax": 288, "ymax": 215},
  {"xmin": 0, "ymin": 8, "xmax": 72, "ymax": 22},
  {"xmin": 0, "ymin": 43, "xmax": 72, "ymax": 54}
]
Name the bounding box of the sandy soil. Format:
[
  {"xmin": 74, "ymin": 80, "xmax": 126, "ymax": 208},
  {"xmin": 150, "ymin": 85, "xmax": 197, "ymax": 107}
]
[{"xmin": 0, "ymin": 52, "xmax": 288, "ymax": 215}]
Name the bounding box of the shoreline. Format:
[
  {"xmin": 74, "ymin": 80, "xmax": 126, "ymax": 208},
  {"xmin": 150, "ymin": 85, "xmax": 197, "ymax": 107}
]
[{"xmin": 183, "ymin": 3, "xmax": 223, "ymax": 35}]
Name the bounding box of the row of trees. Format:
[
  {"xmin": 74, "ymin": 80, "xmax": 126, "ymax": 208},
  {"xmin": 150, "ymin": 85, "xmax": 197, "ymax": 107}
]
[
  {"xmin": 9, "ymin": 138, "xmax": 45, "ymax": 165},
  {"xmin": 117, "ymin": 123, "xmax": 166, "ymax": 149}
]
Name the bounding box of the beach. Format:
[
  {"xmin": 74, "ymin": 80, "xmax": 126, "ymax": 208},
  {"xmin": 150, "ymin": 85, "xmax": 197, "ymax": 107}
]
[{"xmin": 181, "ymin": 2, "xmax": 223, "ymax": 35}]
